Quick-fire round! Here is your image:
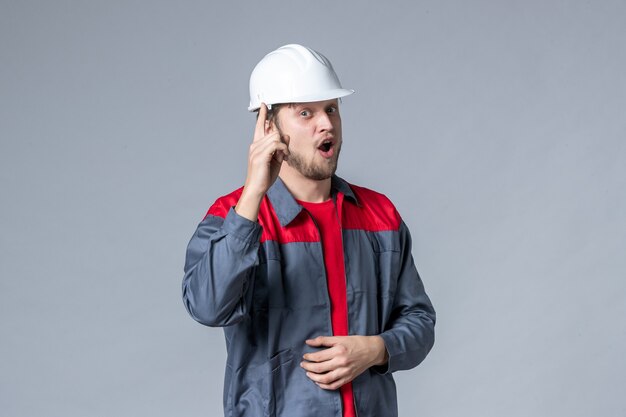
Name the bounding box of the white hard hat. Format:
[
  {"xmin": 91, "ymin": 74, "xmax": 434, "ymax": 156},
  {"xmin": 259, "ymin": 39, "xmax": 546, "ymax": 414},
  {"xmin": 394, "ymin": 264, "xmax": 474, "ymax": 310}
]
[{"xmin": 248, "ymin": 44, "xmax": 354, "ymax": 112}]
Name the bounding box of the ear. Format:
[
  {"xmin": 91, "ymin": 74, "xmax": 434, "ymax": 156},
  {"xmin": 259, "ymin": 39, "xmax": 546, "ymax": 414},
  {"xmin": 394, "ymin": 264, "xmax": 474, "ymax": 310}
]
[{"xmin": 265, "ymin": 118, "xmax": 277, "ymax": 135}]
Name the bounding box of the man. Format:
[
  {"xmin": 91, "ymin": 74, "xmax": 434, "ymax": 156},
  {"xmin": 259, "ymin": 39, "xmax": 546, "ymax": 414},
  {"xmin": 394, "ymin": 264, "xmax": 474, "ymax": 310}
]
[{"xmin": 182, "ymin": 44, "xmax": 435, "ymax": 417}]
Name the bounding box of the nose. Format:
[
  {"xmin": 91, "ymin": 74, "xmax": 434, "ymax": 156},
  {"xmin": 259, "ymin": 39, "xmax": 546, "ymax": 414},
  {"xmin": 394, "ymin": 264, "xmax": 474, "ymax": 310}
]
[{"xmin": 317, "ymin": 111, "xmax": 334, "ymax": 133}]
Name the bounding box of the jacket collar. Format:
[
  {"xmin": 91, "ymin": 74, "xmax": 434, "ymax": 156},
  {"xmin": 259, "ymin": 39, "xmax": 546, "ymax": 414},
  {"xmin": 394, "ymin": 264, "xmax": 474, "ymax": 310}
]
[{"xmin": 266, "ymin": 175, "xmax": 359, "ymax": 227}]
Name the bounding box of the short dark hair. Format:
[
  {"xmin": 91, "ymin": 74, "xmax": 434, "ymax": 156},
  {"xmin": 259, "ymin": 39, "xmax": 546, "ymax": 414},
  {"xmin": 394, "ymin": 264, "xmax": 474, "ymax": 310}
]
[{"xmin": 255, "ymin": 103, "xmax": 293, "ymax": 130}]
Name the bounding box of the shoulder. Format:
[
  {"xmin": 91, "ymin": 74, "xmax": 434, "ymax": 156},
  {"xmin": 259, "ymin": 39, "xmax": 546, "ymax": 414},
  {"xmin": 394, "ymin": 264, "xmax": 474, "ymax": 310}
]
[
  {"xmin": 343, "ymin": 182, "xmax": 401, "ymax": 232},
  {"xmin": 349, "ymin": 183, "xmax": 396, "ymax": 208},
  {"xmin": 203, "ymin": 187, "xmax": 244, "ymax": 220}
]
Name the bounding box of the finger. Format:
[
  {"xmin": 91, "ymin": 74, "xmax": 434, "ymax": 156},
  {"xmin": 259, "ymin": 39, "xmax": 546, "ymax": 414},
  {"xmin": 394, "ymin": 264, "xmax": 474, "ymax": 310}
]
[
  {"xmin": 277, "ymin": 151, "xmax": 288, "ymax": 162},
  {"xmin": 250, "ymin": 132, "xmax": 285, "ymax": 155},
  {"xmin": 275, "ymin": 134, "xmax": 290, "ymax": 161},
  {"xmin": 300, "ymin": 358, "xmax": 338, "ymax": 374},
  {"xmin": 257, "ymin": 139, "xmax": 290, "ymax": 163},
  {"xmin": 254, "ymin": 103, "xmax": 268, "ymax": 142},
  {"xmin": 272, "ymin": 146, "xmax": 289, "ymax": 164},
  {"xmin": 315, "ymin": 378, "xmax": 349, "ymax": 391},
  {"xmin": 306, "ymin": 371, "xmax": 339, "ymax": 384},
  {"xmin": 305, "ymin": 336, "xmax": 336, "ymax": 348},
  {"xmin": 306, "ymin": 371, "xmax": 348, "ymax": 389},
  {"xmin": 303, "ymin": 346, "xmax": 338, "ymax": 363},
  {"xmin": 252, "ymin": 130, "xmax": 281, "ymax": 147},
  {"xmin": 268, "ymin": 137, "xmax": 290, "ymax": 155}
]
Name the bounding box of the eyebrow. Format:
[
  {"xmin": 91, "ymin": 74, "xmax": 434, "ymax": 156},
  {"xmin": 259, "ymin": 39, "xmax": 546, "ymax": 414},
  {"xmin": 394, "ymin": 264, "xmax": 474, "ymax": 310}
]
[{"xmin": 293, "ymin": 102, "xmax": 337, "ymax": 111}]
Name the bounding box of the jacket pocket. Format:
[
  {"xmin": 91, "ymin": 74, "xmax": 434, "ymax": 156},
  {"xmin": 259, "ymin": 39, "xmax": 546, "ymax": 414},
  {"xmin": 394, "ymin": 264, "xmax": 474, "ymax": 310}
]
[
  {"xmin": 267, "ymin": 348, "xmax": 295, "ymax": 417},
  {"xmin": 228, "ymin": 359, "xmax": 270, "ymax": 417},
  {"xmin": 353, "ymin": 368, "xmax": 399, "ymax": 417}
]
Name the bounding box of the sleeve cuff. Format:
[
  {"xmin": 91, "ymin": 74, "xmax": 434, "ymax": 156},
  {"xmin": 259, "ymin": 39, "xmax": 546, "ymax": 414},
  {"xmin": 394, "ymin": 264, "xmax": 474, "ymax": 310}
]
[
  {"xmin": 372, "ymin": 332, "xmax": 396, "ymax": 375},
  {"xmin": 371, "ymin": 336, "xmax": 391, "ymax": 374},
  {"xmin": 221, "ymin": 207, "xmax": 263, "ymax": 244}
]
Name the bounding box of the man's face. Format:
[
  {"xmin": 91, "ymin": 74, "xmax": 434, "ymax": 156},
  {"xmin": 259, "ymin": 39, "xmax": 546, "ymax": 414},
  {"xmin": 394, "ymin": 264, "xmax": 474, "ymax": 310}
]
[{"xmin": 272, "ymin": 99, "xmax": 342, "ymax": 181}]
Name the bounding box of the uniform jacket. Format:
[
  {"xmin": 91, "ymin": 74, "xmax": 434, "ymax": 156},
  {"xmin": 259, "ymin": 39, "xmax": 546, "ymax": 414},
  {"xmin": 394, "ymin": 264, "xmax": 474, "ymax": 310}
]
[{"xmin": 182, "ymin": 175, "xmax": 435, "ymax": 417}]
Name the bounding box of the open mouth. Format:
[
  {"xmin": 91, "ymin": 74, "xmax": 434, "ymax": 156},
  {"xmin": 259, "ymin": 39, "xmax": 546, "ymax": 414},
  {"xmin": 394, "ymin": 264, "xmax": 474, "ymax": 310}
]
[{"xmin": 318, "ymin": 140, "xmax": 333, "ymax": 152}]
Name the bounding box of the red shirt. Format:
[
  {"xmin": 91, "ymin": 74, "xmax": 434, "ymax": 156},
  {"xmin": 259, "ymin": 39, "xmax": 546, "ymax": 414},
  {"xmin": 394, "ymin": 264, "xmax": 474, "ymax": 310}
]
[{"xmin": 299, "ymin": 199, "xmax": 355, "ymax": 417}]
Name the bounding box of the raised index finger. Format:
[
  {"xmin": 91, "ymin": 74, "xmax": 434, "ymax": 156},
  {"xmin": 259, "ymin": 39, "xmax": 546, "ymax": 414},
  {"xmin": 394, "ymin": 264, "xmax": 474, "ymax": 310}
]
[{"xmin": 254, "ymin": 103, "xmax": 268, "ymax": 142}]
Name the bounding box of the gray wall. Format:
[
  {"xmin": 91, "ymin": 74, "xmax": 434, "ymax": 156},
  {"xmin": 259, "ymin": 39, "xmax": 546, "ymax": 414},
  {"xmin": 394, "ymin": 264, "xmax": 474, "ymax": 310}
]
[{"xmin": 1, "ymin": 1, "xmax": 625, "ymax": 416}]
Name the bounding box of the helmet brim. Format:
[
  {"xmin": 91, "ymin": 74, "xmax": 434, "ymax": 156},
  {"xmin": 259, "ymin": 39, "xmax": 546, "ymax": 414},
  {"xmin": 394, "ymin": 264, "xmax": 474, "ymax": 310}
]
[{"xmin": 248, "ymin": 88, "xmax": 354, "ymax": 112}]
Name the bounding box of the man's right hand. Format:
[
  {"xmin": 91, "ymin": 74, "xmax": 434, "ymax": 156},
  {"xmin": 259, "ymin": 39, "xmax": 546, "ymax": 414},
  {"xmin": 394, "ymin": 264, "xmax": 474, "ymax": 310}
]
[{"xmin": 235, "ymin": 103, "xmax": 290, "ymax": 222}]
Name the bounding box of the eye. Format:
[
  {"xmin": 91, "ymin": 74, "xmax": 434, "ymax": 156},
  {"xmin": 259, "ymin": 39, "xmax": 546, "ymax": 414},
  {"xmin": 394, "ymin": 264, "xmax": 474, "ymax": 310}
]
[
  {"xmin": 326, "ymin": 106, "xmax": 337, "ymax": 114},
  {"xmin": 299, "ymin": 110, "xmax": 310, "ymax": 117}
]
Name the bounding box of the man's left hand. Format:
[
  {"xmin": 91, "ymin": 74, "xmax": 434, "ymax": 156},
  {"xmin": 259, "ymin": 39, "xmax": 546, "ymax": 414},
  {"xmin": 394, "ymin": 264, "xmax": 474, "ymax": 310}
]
[{"xmin": 301, "ymin": 335, "xmax": 388, "ymax": 390}]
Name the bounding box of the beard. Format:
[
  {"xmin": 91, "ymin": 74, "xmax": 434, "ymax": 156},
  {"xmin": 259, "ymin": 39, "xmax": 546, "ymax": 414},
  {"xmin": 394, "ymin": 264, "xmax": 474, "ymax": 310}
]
[{"xmin": 286, "ymin": 141, "xmax": 341, "ymax": 181}]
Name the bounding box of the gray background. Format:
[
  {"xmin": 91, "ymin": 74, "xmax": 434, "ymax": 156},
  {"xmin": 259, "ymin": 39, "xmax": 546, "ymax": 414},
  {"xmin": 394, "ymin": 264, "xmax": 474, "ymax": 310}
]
[{"xmin": 1, "ymin": 1, "xmax": 625, "ymax": 416}]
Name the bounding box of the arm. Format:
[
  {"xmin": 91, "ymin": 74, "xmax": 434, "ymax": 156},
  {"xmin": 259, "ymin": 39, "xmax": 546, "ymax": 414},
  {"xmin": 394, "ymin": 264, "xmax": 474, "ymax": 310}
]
[
  {"xmin": 182, "ymin": 103, "xmax": 290, "ymax": 327},
  {"xmin": 302, "ymin": 221, "xmax": 435, "ymax": 389},
  {"xmin": 182, "ymin": 205, "xmax": 262, "ymax": 327},
  {"xmin": 374, "ymin": 220, "xmax": 436, "ymax": 374},
  {"xmin": 236, "ymin": 103, "xmax": 290, "ymax": 222}
]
